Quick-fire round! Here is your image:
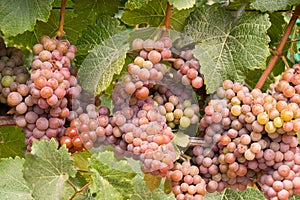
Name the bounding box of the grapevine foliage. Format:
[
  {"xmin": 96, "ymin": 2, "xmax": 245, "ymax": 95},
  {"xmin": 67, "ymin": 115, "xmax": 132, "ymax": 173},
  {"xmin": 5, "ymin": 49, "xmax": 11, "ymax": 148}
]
[{"xmin": 1, "ymin": 0, "xmax": 300, "ymax": 200}]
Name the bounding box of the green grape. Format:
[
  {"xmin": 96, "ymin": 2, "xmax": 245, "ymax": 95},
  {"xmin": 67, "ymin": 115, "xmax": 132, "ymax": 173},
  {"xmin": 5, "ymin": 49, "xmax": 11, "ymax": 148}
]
[
  {"xmin": 184, "ymin": 106, "xmax": 195, "ymax": 118},
  {"xmin": 1, "ymin": 75, "xmax": 14, "ymax": 87},
  {"xmin": 180, "ymin": 116, "xmax": 191, "ymax": 128},
  {"xmin": 273, "ymin": 116, "xmax": 283, "ymax": 128}
]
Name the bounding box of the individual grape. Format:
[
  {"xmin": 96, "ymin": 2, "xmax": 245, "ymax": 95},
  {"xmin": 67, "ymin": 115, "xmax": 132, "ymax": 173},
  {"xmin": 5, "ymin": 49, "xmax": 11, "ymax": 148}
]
[
  {"xmin": 148, "ymin": 50, "xmax": 161, "ymax": 64},
  {"xmin": 7, "ymin": 91, "xmax": 22, "ymax": 106},
  {"xmin": 143, "ymin": 39, "xmax": 155, "ymax": 51},
  {"xmin": 180, "ymin": 116, "xmax": 191, "ymax": 128}
]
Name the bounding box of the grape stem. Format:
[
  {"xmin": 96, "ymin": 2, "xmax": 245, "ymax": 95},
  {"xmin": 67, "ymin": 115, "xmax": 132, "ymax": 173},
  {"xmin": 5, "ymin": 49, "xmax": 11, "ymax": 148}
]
[
  {"xmin": 0, "ymin": 116, "xmax": 15, "ymax": 127},
  {"xmin": 67, "ymin": 179, "xmax": 90, "ymax": 200},
  {"xmin": 164, "ymin": 2, "xmax": 172, "ymax": 30},
  {"xmin": 56, "ymin": 0, "xmax": 67, "ymax": 39},
  {"xmin": 255, "ymin": 5, "xmax": 300, "ymax": 89}
]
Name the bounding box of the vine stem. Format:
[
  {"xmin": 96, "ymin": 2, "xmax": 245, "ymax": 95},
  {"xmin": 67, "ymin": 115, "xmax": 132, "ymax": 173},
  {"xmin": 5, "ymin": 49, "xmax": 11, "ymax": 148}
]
[
  {"xmin": 56, "ymin": 0, "xmax": 67, "ymax": 39},
  {"xmin": 161, "ymin": 2, "xmax": 172, "ymax": 37},
  {"xmin": 255, "ymin": 5, "xmax": 300, "ymax": 89},
  {"xmin": 164, "ymin": 2, "xmax": 172, "ymax": 29}
]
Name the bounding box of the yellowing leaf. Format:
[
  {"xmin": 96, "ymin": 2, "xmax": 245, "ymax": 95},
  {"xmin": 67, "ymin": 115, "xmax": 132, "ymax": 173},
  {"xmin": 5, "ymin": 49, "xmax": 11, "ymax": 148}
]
[{"xmin": 144, "ymin": 174, "xmax": 162, "ymax": 192}]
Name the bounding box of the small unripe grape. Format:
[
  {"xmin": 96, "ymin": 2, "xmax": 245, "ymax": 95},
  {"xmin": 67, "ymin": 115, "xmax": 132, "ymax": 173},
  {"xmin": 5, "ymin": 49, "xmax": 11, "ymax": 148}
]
[{"xmin": 1, "ymin": 75, "xmax": 14, "ymax": 87}]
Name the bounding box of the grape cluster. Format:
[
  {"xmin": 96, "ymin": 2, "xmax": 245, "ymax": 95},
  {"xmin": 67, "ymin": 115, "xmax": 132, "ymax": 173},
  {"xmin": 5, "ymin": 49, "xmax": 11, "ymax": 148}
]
[
  {"xmin": 111, "ymin": 84, "xmax": 176, "ymax": 175},
  {"xmin": 189, "ymin": 78, "xmax": 300, "ymax": 200},
  {"xmin": 271, "ymin": 64, "xmax": 300, "ymax": 104},
  {"xmin": 151, "ymin": 74, "xmax": 200, "ymax": 131},
  {"xmin": 60, "ymin": 104, "xmax": 110, "ymax": 153},
  {"xmin": 0, "ymin": 37, "xmax": 29, "ymax": 106},
  {"xmin": 168, "ymin": 161, "xmax": 206, "ymax": 200},
  {"xmin": 172, "ymin": 49, "xmax": 204, "ymax": 89},
  {"xmin": 12, "ymin": 36, "xmax": 81, "ymax": 152}
]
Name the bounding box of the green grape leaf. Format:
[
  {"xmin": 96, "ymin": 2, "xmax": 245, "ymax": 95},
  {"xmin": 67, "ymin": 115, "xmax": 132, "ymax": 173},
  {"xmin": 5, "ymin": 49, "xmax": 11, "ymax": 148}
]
[
  {"xmin": 144, "ymin": 174, "xmax": 162, "ymax": 192},
  {"xmin": 173, "ymin": 131, "xmax": 190, "ymax": 147},
  {"xmin": 251, "ymin": 0, "xmax": 300, "ymax": 12},
  {"xmin": 0, "ymin": 157, "xmax": 32, "ymax": 200},
  {"xmin": 89, "ymin": 152, "xmax": 136, "ymax": 200},
  {"xmin": 125, "ymin": 0, "xmax": 151, "ymax": 10},
  {"xmin": 76, "ymin": 16, "xmax": 126, "ymax": 59},
  {"xmin": 11, "ymin": 9, "xmax": 87, "ymax": 50},
  {"xmin": 23, "ymin": 139, "xmax": 76, "ymax": 200},
  {"xmin": 72, "ymin": 151, "xmax": 91, "ymax": 172},
  {"xmin": 168, "ymin": 0, "xmax": 196, "ymax": 10},
  {"xmin": 131, "ymin": 175, "xmax": 175, "ymax": 200},
  {"xmin": 121, "ymin": 0, "xmax": 194, "ymax": 31},
  {"xmin": 204, "ymin": 188, "xmax": 265, "ymax": 200},
  {"xmin": 128, "ymin": 27, "xmax": 182, "ymax": 46},
  {"xmin": 77, "ymin": 31, "xmax": 129, "ymax": 96},
  {"xmin": 73, "ymin": 0, "xmax": 120, "ymax": 23},
  {"xmin": 245, "ymin": 68, "xmax": 273, "ymax": 92},
  {"xmin": 94, "ymin": 151, "xmax": 136, "ymax": 172},
  {"xmin": 0, "ymin": 126, "xmax": 26, "ymax": 158},
  {"xmin": 0, "ymin": 0, "xmax": 54, "ymax": 36},
  {"xmin": 184, "ymin": 6, "xmax": 271, "ymax": 93},
  {"xmin": 53, "ymin": 0, "xmax": 73, "ymax": 7}
]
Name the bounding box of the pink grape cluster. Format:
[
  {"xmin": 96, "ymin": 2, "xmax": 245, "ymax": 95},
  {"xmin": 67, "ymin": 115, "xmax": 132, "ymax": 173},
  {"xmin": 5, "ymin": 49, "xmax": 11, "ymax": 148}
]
[
  {"xmin": 271, "ymin": 64, "xmax": 300, "ymax": 104},
  {"xmin": 168, "ymin": 161, "xmax": 206, "ymax": 200},
  {"xmin": 172, "ymin": 49, "xmax": 204, "ymax": 89},
  {"xmin": 190, "ymin": 78, "xmax": 300, "ymax": 200},
  {"xmin": 11, "ymin": 36, "xmax": 81, "ymax": 152}
]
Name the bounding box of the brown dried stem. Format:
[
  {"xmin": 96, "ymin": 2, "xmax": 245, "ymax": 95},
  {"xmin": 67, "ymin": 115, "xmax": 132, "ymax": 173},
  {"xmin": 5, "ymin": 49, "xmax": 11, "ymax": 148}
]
[
  {"xmin": 56, "ymin": 0, "xmax": 67, "ymax": 39},
  {"xmin": 255, "ymin": 5, "xmax": 300, "ymax": 89},
  {"xmin": 0, "ymin": 116, "xmax": 15, "ymax": 127}
]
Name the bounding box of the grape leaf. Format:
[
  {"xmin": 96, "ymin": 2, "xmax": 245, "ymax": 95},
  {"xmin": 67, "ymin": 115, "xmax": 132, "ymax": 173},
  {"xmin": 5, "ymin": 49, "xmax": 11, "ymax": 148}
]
[
  {"xmin": 125, "ymin": 0, "xmax": 151, "ymax": 10},
  {"xmin": 184, "ymin": 6, "xmax": 271, "ymax": 93},
  {"xmin": 128, "ymin": 27, "xmax": 182, "ymax": 46},
  {"xmin": 76, "ymin": 16, "xmax": 126, "ymax": 59},
  {"xmin": 72, "ymin": 151, "xmax": 91, "ymax": 172},
  {"xmin": 251, "ymin": 0, "xmax": 300, "ymax": 12},
  {"xmin": 168, "ymin": 0, "xmax": 196, "ymax": 10},
  {"xmin": 173, "ymin": 131, "xmax": 190, "ymax": 147},
  {"xmin": 0, "ymin": 157, "xmax": 32, "ymax": 200},
  {"xmin": 94, "ymin": 151, "xmax": 137, "ymax": 173},
  {"xmin": 131, "ymin": 175, "xmax": 175, "ymax": 200},
  {"xmin": 144, "ymin": 174, "xmax": 162, "ymax": 192},
  {"xmin": 121, "ymin": 0, "xmax": 194, "ymax": 31},
  {"xmin": 0, "ymin": 0, "xmax": 54, "ymax": 36},
  {"xmin": 23, "ymin": 139, "xmax": 76, "ymax": 200},
  {"xmin": 89, "ymin": 152, "xmax": 136, "ymax": 200},
  {"xmin": 245, "ymin": 68, "xmax": 273, "ymax": 92},
  {"xmin": 73, "ymin": 0, "xmax": 120, "ymax": 23},
  {"xmin": 53, "ymin": 0, "xmax": 73, "ymax": 7},
  {"xmin": 77, "ymin": 31, "xmax": 129, "ymax": 96},
  {"xmin": 0, "ymin": 126, "xmax": 26, "ymax": 158},
  {"xmin": 11, "ymin": 9, "xmax": 87, "ymax": 50},
  {"xmin": 205, "ymin": 188, "xmax": 265, "ymax": 200}
]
